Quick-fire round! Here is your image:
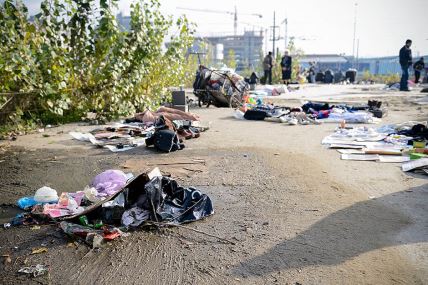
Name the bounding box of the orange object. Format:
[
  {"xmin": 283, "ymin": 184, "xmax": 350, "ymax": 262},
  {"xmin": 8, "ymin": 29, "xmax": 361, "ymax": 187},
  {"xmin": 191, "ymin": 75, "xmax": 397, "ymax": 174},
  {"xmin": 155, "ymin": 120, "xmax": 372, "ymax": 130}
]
[{"xmin": 414, "ymin": 148, "xmax": 428, "ymax": 154}]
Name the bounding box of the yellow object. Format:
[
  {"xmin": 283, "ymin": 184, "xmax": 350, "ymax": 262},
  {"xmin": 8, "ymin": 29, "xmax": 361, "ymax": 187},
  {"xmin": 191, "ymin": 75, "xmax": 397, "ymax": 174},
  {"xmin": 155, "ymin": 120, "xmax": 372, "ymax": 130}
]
[
  {"xmin": 413, "ymin": 141, "xmax": 426, "ymax": 148},
  {"xmin": 31, "ymin": 247, "xmax": 48, "ymax": 255}
]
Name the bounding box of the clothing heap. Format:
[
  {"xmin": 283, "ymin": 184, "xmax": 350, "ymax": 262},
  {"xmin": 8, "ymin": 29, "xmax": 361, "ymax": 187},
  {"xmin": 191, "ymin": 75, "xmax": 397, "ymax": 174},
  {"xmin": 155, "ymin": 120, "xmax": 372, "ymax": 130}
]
[
  {"xmin": 10, "ymin": 168, "xmax": 214, "ymax": 248},
  {"xmin": 70, "ymin": 107, "xmax": 207, "ymax": 153},
  {"xmin": 302, "ymin": 100, "xmax": 387, "ymax": 122},
  {"xmin": 233, "ymin": 99, "xmax": 386, "ymax": 126},
  {"xmin": 234, "ymin": 105, "xmax": 320, "ymax": 125},
  {"xmin": 322, "ymin": 122, "xmax": 428, "ymax": 174}
]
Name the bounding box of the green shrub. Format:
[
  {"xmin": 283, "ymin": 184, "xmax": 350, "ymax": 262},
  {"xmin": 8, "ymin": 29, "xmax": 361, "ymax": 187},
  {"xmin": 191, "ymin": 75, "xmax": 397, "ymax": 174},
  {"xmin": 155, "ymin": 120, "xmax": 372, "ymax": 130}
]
[{"xmin": 0, "ymin": 0, "xmax": 194, "ymax": 130}]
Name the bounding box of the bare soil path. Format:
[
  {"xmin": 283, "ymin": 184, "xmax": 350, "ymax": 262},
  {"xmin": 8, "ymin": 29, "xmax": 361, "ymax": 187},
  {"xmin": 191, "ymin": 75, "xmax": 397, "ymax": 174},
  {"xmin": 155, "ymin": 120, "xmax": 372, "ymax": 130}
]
[{"xmin": 0, "ymin": 85, "xmax": 427, "ymax": 284}]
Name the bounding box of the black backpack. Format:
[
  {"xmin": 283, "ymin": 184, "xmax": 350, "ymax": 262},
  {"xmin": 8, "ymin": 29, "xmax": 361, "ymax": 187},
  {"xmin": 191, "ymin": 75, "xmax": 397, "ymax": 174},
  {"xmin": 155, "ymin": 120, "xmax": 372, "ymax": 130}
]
[{"xmin": 146, "ymin": 116, "xmax": 184, "ymax": 152}]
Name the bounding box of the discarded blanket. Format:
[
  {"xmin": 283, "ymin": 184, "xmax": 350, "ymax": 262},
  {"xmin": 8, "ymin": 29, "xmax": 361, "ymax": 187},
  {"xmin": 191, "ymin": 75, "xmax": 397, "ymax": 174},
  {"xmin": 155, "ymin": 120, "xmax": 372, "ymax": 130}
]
[{"xmin": 130, "ymin": 106, "xmax": 200, "ymax": 124}]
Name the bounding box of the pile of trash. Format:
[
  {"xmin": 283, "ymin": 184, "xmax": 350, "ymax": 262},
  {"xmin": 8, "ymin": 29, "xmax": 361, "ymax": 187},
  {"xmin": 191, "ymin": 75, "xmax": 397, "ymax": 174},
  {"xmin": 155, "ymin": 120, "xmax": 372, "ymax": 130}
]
[
  {"xmin": 70, "ymin": 107, "xmax": 208, "ymax": 153},
  {"xmin": 234, "ymin": 99, "xmax": 386, "ymax": 126},
  {"xmin": 193, "ymin": 66, "xmax": 249, "ymax": 108},
  {"xmin": 194, "ymin": 66, "xmax": 248, "ymax": 97},
  {"xmin": 9, "ymin": 168, "xmax": 214, "ymax": 248},
  {"xmin": 321, "ymin": 121, "xmax": 428, "ymax": 174}
]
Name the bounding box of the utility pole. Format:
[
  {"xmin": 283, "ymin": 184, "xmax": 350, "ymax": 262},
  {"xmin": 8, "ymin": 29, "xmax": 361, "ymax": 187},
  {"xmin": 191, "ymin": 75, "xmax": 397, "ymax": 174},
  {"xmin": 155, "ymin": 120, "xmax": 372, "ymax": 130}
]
[
  {"xmin": 269, "ymin": 11, "xmax": 280, "ymax": 57},
  {"xmin": 281, "ymin": 17, "xmax": 288, "ymax": 49},
  {"xmin": 234, "ymin": 6, "xmax": 237, "ymax": 36},
  {"xmin": 356, "ymin": 39, "xmax": 360, "ymax": 71},
  {"xmin": 272, "ymin": 11, "xmax": 276, "ymax": 57},
  {"xmin": 352, "ymin": 2, "xmax": 358, "ymax": 67}
]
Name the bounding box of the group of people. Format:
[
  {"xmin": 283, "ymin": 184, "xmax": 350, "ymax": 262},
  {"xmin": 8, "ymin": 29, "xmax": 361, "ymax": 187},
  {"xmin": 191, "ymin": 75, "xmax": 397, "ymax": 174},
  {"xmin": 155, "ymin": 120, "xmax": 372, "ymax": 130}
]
[
  {"xmin": 262, "ymin": 51, "xmax": 293, "ymax": 85},
  {"xmin": 261, "ymin": 40, "xmax": 425, "ymax": 90},
  {"xmin": 399, "ymin": 39, "xmax": 425, "ymax": 91}
]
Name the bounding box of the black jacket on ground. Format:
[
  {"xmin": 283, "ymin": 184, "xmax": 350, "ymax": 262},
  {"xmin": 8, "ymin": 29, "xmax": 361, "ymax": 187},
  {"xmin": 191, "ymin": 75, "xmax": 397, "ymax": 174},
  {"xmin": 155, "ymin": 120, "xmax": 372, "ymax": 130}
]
[{"xmin": 399, "ymin": 46, "xmax": 412, "ymax": 67}]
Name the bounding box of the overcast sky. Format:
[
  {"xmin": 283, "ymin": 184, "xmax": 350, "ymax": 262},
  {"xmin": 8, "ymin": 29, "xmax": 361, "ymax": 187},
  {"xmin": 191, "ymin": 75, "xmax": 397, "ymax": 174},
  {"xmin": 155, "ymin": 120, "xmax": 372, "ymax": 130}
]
[{"xmin": 19, "ymin": 0, "xmax": 428, "ymax": 57}]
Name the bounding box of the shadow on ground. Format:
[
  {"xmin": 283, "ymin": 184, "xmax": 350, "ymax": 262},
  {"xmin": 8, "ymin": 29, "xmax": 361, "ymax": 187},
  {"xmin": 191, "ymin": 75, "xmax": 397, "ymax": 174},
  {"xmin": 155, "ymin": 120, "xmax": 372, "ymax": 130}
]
[{"xmin": 232, "ymin": 184, "xmax": 428, "ymax": 276}]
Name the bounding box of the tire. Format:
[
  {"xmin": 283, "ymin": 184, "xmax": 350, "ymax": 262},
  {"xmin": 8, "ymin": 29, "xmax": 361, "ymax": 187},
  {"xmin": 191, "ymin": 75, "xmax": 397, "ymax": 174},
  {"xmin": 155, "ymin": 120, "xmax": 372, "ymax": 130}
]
[{"xmin": 229, "ymin": 92, "xmax": 243, "ymax": 109}]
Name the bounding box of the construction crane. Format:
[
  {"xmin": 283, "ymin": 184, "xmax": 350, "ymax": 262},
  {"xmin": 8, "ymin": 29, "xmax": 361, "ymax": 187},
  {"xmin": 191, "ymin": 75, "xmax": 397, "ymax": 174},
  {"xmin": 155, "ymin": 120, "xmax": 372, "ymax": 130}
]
[{"xmin": 176, "ymin": 6, "xmax": 262, "ymax": 36}]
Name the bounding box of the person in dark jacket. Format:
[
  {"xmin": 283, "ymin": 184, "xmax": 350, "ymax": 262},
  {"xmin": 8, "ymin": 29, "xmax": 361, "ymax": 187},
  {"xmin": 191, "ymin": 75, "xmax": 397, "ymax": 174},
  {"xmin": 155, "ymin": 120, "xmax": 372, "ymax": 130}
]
[
  {"xmin": 308, "ymin": 62, "xmax": 316, "ymax": 83},
  {"xmin": 262, "ymin": 52, "xmax": 273, "ymax": 85},
  {"xmin": 413, "ymin": 57, "xmax": 425, "ymax": 84},
  {"xmin": 399, "ymin": 39, "xmax": 412, "ymax": 91},
  {"xmin": 280, "ymin": 50, "xmax": 292, "ymax": 84}
]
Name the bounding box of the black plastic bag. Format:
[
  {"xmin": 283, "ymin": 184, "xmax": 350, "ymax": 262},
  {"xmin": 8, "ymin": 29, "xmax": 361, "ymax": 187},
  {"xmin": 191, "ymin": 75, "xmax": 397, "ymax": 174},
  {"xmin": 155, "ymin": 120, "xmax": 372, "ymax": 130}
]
[
  {"xmin": 244, "ymin": 110, "xmax": 267, "ymax": 120},
  {"xmin": 125, "ymin": 176, "xmax": 214, "ymax": 226}
]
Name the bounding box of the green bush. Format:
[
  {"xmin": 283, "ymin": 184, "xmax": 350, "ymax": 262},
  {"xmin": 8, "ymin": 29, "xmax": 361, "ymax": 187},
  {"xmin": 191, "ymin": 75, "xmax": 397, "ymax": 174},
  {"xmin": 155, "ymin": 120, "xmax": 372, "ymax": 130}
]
[
  {"xmin": 0, "ymin": 0, "xmax": 194, "ymax": 129},
  {"xmin": 361, "ymin": 70, "xmax": 400, "ymax": 84}
]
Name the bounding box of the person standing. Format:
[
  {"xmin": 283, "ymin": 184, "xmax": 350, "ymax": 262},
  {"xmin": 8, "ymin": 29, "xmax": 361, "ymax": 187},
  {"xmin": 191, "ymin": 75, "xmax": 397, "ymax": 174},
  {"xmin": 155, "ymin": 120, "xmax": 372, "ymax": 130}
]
[
  {"xmin": 413, "ymin": 57, "xmax": 425, "ymax": 84},
  {"xmin": 308, "ymin": 61, "xmax": 316, "ymax": 83},
  {"xmin": 263, "ymin": 52, "xmax": 273, "ymax": 85},
  {"xmin": 399, "ymin": 39, "xmax": 412, "ymax": 91},
  {"xmin": 280, "ymin": 50, "xmax": 292, "ymax": 84}
]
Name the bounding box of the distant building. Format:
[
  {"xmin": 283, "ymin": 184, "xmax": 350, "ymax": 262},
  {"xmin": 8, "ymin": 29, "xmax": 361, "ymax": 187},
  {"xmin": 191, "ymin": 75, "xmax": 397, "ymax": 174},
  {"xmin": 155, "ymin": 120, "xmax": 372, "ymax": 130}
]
[
  {"xmin": 299, "ymin": 54, "xmax": 428, "ymax": 75},
  {"xmin": 356, "ymin": 55, "xmax": 427, "ymax": 75},
  {"xmin": 300, "ymin": 54, "xmax": 352, "ymax": 72},
  {"xmin": 116, "ymin": 12, "xmax": 131, "ymax": 31},
  {"xmin": 202, "ymin": 31, "xmax": 264, "ymax": 71}
]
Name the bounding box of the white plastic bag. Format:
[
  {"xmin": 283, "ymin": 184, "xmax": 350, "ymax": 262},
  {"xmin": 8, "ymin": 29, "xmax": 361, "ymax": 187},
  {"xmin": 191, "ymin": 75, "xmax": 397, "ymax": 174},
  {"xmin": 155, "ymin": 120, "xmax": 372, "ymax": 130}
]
[
  {"xmin": 233, "ymin": 110, "xmax": 245, "ymax": 120},
  {"xmin": 34, "ymin": 186, "xmax": 59, "ymax": 203}
]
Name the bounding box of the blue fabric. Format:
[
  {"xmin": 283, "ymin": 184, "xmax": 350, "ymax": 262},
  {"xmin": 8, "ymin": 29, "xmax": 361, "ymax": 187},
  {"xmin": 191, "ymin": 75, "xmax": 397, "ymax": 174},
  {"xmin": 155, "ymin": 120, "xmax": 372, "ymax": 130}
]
[
  {"xmin": 400, "ymin": 66, "xmax": 409, "ymax": 90},
  {"xmin": 264, "ymin": 69, "xmax": 272, "ymax": 85}
]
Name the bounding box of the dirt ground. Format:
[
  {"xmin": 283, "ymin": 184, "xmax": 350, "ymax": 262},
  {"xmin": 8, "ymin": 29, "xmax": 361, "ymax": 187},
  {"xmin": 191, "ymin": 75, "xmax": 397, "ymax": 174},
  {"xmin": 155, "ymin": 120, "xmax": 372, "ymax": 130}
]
[{"xmin": 0, "ymin": 84, "xmax": 427, "ymax": 284}]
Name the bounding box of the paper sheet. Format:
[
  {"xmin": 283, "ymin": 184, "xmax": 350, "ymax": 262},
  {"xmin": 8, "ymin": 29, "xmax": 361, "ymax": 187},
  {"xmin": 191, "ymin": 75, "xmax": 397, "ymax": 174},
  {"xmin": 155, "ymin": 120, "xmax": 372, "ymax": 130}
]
[
  {"xmin": 70, "ymin": 132, "xmax": 145, "ymax": 152},
  {"xmin": 341, "ymin": 154, "xmax": 380, "ymax": 161},
  {"xmin": 402, "ymin": 158, "xmax": 428, "ymax": 171},
  {"xmin": 378, "ymin": 156, "xmax": 410, "ymax": 163}
]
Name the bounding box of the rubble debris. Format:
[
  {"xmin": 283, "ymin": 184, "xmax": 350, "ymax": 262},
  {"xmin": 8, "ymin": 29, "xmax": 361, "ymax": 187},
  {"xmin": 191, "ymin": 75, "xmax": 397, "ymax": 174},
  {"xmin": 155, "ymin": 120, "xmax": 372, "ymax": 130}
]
[{"xmin": 18, "ymin": 264, "xmax": 48, "ymax": 277}]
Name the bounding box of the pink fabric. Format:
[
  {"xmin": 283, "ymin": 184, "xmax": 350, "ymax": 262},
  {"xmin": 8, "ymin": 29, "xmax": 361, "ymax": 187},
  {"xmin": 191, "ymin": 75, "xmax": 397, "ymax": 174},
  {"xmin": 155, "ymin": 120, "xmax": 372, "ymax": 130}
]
[
  {"xmin": 134, "ymin": 107, "xmax": 200, "ymax": 124},
  {"xmin": 43, "ymin": 192, "xmax": 85, "ymax": 218}
]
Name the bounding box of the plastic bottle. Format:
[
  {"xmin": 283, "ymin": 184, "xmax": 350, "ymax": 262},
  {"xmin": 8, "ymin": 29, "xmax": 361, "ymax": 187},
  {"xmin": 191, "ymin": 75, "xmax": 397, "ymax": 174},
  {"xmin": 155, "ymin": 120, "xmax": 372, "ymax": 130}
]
[{"xmin": 79, "ymin": 216, "xmax": 90, "ymax": 227}]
